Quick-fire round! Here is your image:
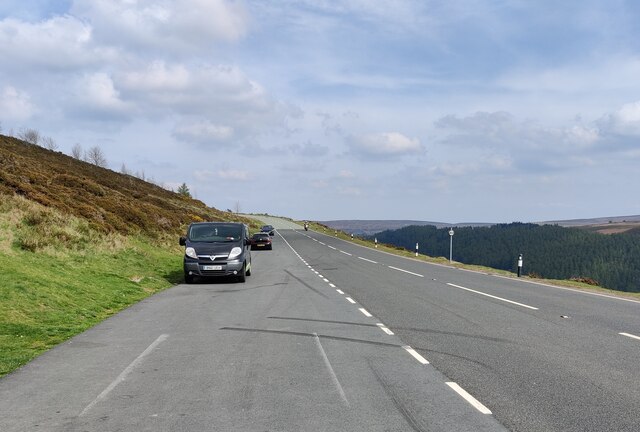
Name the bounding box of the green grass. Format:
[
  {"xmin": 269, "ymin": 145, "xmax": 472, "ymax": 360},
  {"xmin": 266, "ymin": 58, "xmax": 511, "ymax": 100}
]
[{"xmin": 0, "ymin": 197, "xmax": 183, "ymax": 377}]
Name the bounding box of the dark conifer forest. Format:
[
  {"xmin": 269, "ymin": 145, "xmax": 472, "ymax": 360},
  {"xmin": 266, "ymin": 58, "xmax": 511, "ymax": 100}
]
[{"xmin": 372, "ymin": 223, "xmax": 640, "ymax": 292}]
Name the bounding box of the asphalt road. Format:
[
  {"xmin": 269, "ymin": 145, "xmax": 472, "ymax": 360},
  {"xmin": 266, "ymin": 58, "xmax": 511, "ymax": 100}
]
[
  {"xmin": 2, "ymin": 217, "xmax": 638, "ymax": 431},
  {"xmin": 0, "ymin": 221, "xmax": 507, "ymax": 431},
  {"xmin": 282, "ymin": 225, "xmax": 640, "ymax": 432}
]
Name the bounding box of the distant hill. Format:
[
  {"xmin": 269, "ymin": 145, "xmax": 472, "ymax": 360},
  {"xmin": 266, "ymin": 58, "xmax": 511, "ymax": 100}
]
[
  {"xmin": 321, "ymin": 220, "xmax": 492, "ymax": 236},
  {"xmin": 0, "ymin": 134, "xmax": 255, "ymax": 236},
  {"xmin": 374, "ymin": 223, "xmax": 640, "ymax": 293},
  {"xmin": 322, "ymin": 216, "xmax": 640, "ymax": 236}
]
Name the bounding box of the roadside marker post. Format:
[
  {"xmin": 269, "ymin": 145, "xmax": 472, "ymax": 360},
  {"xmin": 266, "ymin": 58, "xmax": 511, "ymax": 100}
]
[
  {"xmin": 416, "ymin": 242, "xmax": 419, "ymax": 257},
  {"xmin": 375, "ymin": 238, "xmax": 378, "ymax": 248},
  {"xmin": 517, "ymin": 254, "xmax": 523, "ymax": 277}
]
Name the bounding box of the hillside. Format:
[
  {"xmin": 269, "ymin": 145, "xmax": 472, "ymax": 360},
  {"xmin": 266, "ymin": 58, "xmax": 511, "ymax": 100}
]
[
  {"xmin": 0, "ymin": 135, "xmax": 256, "ymax": 377},
  {"xmin": 374, "ymin": 223, "xmax": 640, "ymax": 293},
  {"xmin": 322, "ymin": 216, "xmax": 640, "ymax": 236},
  {"xmin": 0, "ymin": 134, "xmax": 255, "ymax": 236}
]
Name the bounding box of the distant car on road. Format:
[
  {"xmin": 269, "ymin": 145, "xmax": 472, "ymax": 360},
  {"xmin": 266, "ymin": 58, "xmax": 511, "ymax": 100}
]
[
  {"xmin": 260, "ymin": 225, "xmax": 275, "ymax": 236},
  {"xmin": 250, "ymin": 232, "xmax": 273, "ymax": 250}
]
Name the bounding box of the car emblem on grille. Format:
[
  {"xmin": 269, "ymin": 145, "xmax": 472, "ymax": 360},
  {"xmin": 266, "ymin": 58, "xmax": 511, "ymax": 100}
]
[{"xmin": 210, "ymin": 256, "xmax": 216, "ymax": 261}]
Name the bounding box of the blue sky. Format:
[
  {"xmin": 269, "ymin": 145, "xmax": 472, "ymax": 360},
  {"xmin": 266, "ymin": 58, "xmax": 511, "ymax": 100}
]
[{"xmin": 1, "ymin": 1, "xmax": 640, "ymax": 223}]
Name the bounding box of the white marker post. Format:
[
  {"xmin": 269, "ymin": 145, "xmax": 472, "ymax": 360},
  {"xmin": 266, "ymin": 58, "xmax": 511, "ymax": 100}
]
[
  {"xmin": 517, "ymin": 254, "xmax": 523, "ymax": 277},
  {"xmin": 415, "ymin": 242, "xmax": 419, "ymax": 257},
  {"xmin": 448, "ymin": 228, "xmax": 454, "ymax": 263},
  {"xmin": 375, "ymin": 238, "xmax": 378, "ymax": 248}
]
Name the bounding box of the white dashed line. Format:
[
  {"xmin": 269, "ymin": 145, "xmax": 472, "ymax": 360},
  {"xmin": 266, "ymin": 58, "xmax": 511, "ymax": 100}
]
[
  {"xmin": 358, "ymin": 256, "xmax": 378, "ymax": 264},
  {"xmin": 319, "ymin": 242, "xmax": 326, "ymax": 245},
  {"xmin": 446, "ymin": 283, "xmax": 539, "ymax": 310},
  {"xmin": 336, "ymin": 289, "xmax": 344, "ymax": 295},
  {"xmin": 329, "ymin": 283, "xmax": 336, "ymax": 288},
  {"xmin": 377, "ymin": 323, "xmax": 394, "ymax": 335},
  {"xmin": 323, "ymin": 278, "xmax": 330, "ymax": 283},
  {"xmin": 346, "ymin": 297, "xmax": 356, "ymax": 304},
  {"xmin": 388, "ymin": 266, "xmax": 424, "ymax": 278},
  {"xmin": 620, "ymin": 332, "xmax": 640, "ymax": 341},
  {"xmin": 328, "ymin": 246, "xmax": 337, "ymax": 250},
  {"xmin": 359, "ymin": 308, "xmax": 372, "ymax": 317},
  {"xmin": 446, "ymin": 382, "xmax": 492, "ymax": 414},
  {"xmin": 80, "ymin": 334, "xmax": 169, "ymax": 416},
  {"xmin": 340, "ymin": 250, "xmax": 353, "ymax": 256},
  {"xmin": 403, "ymin": 346, "xmax": 429, "ymax": 364}
]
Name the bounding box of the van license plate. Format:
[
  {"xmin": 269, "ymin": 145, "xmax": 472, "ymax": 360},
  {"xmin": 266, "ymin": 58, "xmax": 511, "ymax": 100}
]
[{"xmin": 202, "ymin": 265, "xmax": 222, "ymax": 271}]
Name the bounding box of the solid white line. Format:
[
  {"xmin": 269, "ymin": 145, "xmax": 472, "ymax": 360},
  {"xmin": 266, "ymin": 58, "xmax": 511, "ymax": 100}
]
[
  {"xmin": 403, "ymin": 346, "xmax": 429, "ymax": 364},
  {"xmin": 377, "ymin": 323, "xmax": 394, "ymax": 335},
  {"xmin": 346, "ymin": 297, "xmax": 356, "ymax": 304},
  {"xmin": 388, "ymin": 266, "xmax": 424, "ymax": 278},
  {"xmin": 359, "ymin": 308, "xmax": 372, "ymax": 317},
  {"xmin": 80, "ymin": 334, "xmax": 169, "ymax": 416},
  {"xmin": 358, "ymin": 256, "xmax": 378, "ymax": 264},
  {"xmin": 314, "ymin": 333, "xmax": 350, "ymax": 407},
  {"xmin": 329, "ymin": 283, "xmax": 336, "ymax": 288},
  {"xmin": 620, "ymin": 332, "xmax": 640, "ymax": 341},
  {"xmin": 447, "ymin": 283, "xmax": 539, "ymax": 310},
  {"xmin": 340, "ymin": 250, "xmax": 353, "ymax": 256},
  {"xmin": 336, "ymin": 289, "xmax": 344, "ymax": 294},
  {"xmin": 446, "ymin": 382, "xmax": 492, "ymax": 414},
  {"xmin": 328, "ymin": 246, "xmax": 337, "ymax": 250}
]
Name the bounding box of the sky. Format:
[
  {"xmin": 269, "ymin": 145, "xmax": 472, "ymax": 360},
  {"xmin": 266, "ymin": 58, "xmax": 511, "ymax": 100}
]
[{"xmin": 1, "ymin": 0, "xmax": 640, "ymax": 223}]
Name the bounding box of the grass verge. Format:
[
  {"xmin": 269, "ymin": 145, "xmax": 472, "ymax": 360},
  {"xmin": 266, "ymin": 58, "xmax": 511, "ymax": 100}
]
[{"xmin": 0, "ymin": 196, "xmax": 183, "ymax": 377}]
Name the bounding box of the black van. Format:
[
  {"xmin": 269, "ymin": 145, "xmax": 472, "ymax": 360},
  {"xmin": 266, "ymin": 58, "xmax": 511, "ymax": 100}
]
[{"xmin": 179, "ymin": 222, "xmax": 252, "ymax": 283}]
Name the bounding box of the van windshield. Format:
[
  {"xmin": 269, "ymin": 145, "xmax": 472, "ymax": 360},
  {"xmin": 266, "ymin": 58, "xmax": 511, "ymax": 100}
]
[{"xmin": 188, "ymin": 224, "xmax": 242, "ymax": 242}]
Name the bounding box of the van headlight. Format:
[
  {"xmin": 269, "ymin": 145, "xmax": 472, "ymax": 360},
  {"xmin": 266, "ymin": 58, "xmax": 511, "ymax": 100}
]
[
  {"xmin": 228, "ymin": 247, "xmax": 242, "ymax": 259},
  {"xmin": 185, "ymin": 247, "xmax": 197, "ymax": 259}
]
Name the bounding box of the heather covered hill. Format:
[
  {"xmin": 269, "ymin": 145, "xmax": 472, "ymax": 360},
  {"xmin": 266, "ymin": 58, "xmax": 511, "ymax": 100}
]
[{"xmin": 0, "ymin": 134, "xmax": 255, "ymax": 235}]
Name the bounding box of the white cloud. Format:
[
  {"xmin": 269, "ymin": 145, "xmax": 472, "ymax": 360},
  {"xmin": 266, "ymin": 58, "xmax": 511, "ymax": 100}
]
[
  {"xmin": 73, "ymin": 73, "xmax": 132, "ymax": 118},
  {"xmin": 0, "ymin": 86, "xmax": 35, "ymax": 121},
  {"xmin": 173, "ymin": 120, "xmax": 235, "ymax": 144},
  {"xmin": 71, "ymin": 0, "xmax": 248, "ymax": 55},
  {"xmin": 0, "ymin": 15, "xmax": 116, "ymax": 70},
  {"xmin": 600, "ymin": 100, "xmax": 640, "ymax": 136},
  {"xmin": 194, "ymin": 169, "xmax": 251, "ymax": 181},
  {"xmin": 349, "ymin": 132, "xmax": 422, "ymax": 157}
]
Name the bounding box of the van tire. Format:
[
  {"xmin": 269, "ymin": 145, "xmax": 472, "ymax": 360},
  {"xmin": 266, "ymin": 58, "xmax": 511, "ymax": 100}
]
[
  {"xmin": 185, "ymin": 273, "xmax": 195, "ymax": 284},
  {"xmin": 237, "ymin": 262, "xmax": 247, "ymax": 283}
]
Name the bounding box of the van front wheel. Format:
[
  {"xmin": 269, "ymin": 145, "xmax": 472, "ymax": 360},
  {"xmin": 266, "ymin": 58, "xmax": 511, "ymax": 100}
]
[{"xmin": 237, "ymin": 262, "xmax": 247, "ymax": 283}]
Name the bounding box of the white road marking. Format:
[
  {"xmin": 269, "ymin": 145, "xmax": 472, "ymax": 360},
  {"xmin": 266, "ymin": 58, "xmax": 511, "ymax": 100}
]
[
  {"xmin": 446, "ymin": 382, "xmax": 492, "ymax": 414},
  {"xmin": 319, "ymin": 242, "xmax": 326, "ymax": 245},
  {"xmin": 620, "ymin": 332, "xmax": 640, "ymax": 341},
  {"xmin": 80, "ymin": 334, "xmax": 169, "ymax": 416},
  {"xmin": 377, "ymin": 323, "xmax": 394, "ymax": 335},
  {"xmin": 358, "ymin": 256, "xmax": 378, "ymax": 264},
  {"xmin": 388, "ymin": 266, "xmax": 424, "ymax": 278},
  {"xmin": 314, "ymin": 271, "xmax": 319, "ymax": 274},
  {"xmin": 323, "ymin": 278, "xmax": 330, "ymax": 283},
  {"xmin": 314, "ymin": 333, "xmax": 349, "ymax": 407},
  {"xmin": 359, "ymin": 308, "xmax": 372, "ymax": 317},
  {"xmin": 318, "ymin": 274, "xmax": 324, "ymax": 278},
  {"xmin": 446, "ymin": 283, "xmax": 539, "ymax": 310},
  {"xmin": 403, "ymin": 346, "xmax": 429, "ymax": 364},
  {"xmin": 328, "ymin": 246, "xmax": 337, "ymax": 250},
  {"xmin": 346, "ymin": 297, "xmax": 356, "ymax": 304},
  {"xmin": 336, "ymin": 289, "xmax": 344, "ymax": 294},
  {"xmin": 329, "ymin": 283, "xmax": 336, "ymax": 288},
  {"xmin": 340, "ymin": 250, "xmax": 353, "ymax": 256}
]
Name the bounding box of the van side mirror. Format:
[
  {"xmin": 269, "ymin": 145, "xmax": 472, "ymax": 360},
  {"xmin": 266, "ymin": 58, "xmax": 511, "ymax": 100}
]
[{"xmin": 179, "ymin": 236, "xmax": 186, "ymax": 246}]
